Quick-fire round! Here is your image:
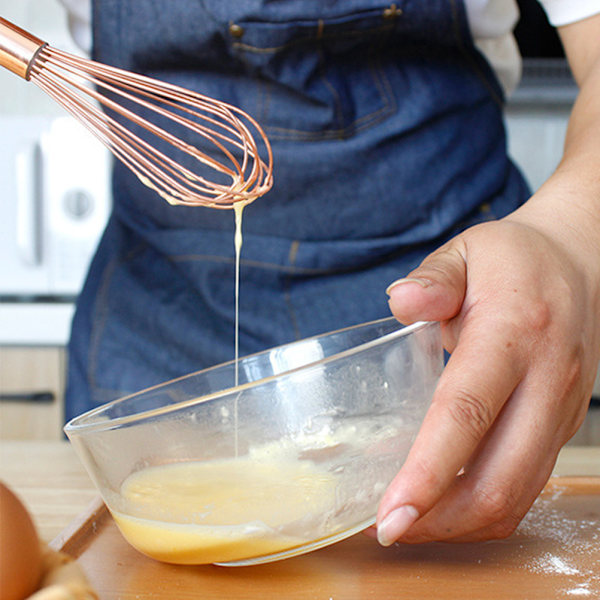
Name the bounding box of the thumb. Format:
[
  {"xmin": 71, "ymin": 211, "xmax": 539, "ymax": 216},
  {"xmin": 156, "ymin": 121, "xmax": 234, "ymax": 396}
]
[{"xmin": 386, "ymin": 242, "xmax": 467, "ymax": 324}]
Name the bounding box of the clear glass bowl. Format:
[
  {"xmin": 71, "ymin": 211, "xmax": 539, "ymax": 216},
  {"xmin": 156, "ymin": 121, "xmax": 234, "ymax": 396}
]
[{"xmin": 65, "ymin": 317, "xmax": 443, "ymax": 566}]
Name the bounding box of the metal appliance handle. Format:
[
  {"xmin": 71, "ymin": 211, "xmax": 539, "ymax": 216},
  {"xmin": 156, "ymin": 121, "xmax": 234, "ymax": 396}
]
[{"xmin": 16, "ymin": 143, "xmax": 42, "ymax": 266}]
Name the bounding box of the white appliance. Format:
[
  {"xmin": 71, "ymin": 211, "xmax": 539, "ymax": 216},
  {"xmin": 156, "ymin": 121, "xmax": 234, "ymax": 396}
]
[{"xmin": 0, "ymin": 116, "xmax": 111, "ymax": 343}]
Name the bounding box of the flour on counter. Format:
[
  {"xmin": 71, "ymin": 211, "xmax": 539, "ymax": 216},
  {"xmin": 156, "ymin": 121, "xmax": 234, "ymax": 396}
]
[
  {"xmin": 565, "ymin": 583, "xmax": 592, "ymax": 596},
  {"xmin": 516, "ymin": 484, "xmax": 600, "ymax": 595},
  {"xmin": 517, "ymin": 486, "xmax": 599, "ymax": 551},
  {"xmin": 530, "ymin": 553, "xmax": 580, "ymax": 576},
  {"xmin": 510, "ymin": 486, "xmax": 600, "ymax": 598}
]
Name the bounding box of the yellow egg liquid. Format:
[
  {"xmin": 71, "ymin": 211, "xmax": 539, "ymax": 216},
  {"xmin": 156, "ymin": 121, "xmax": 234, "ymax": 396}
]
[{"xmin": 110, "ymin": 456, "xmax": 339, "ymax": 564}]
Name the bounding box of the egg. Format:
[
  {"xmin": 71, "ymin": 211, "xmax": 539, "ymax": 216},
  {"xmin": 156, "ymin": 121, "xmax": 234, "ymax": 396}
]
[{"xmin": 0, "ymin": 482, "xmax": 43, "ymax": 600}]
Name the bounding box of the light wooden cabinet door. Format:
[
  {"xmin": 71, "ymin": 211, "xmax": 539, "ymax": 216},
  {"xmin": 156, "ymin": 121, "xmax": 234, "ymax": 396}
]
[{"xmin": 0, "ymin": 347, "xmax": 66, "ymax": 440}]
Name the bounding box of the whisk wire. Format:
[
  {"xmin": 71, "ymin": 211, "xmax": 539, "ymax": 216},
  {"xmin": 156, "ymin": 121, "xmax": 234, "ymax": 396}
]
[
  {"xmin": 0, "ymin": 16, "xmax": 273, "ymax": 209},
  {"xmin": 35, "ymin": 72, "xmax": 246, "ymax": 206},
  {"xmin": 30, "ymin": 49, "xmax": 264, "ymax": 204}
]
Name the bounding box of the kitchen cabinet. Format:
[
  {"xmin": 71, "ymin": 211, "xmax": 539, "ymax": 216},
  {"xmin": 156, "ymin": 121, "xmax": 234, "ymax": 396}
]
[{"xmin": 0, "ymin": 346, "xmax": 66, "ymax": 440}]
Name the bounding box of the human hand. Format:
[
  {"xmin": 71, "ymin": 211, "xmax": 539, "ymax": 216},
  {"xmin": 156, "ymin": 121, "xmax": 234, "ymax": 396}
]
[{"xmin": 373, "ymin": 210, "xmax": 600, "ymax": 545}]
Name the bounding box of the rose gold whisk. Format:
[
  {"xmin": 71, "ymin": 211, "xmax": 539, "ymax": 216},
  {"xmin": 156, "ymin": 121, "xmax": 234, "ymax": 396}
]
[{"xmin": 0, "ymin": 16, "xmax": 273, "ymax": 208}]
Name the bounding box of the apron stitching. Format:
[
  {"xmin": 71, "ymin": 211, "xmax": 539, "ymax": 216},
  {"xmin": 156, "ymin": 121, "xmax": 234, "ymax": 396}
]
[
  {"xmin": 288, "ymin": 240, "xmax": 300, "ymax": 265},
  {"xmin": 317, "ymin": 36, "xmax": 345, "ymax": 133},
  {"xmin": 367, "ymin": 16, "xmax": 397, "ymax": 125},
  {"xmin": 284, "ymin": 241, "xmax": 302, "ymax": 340},
  {"xmin": 264, "ymin": 104, "xmax": 395, "ymax": 140},
  {"xmin": 231, "ymin": 23, "xmax": 395, "ymax": 54},
  {"xmin": 349, "ymin": 28, "xmax": 396, "ymax": 129},
  {"xmin": 317, "ymin": 18, "xmax": 325, "ymax": 39},
  {"xmin": 169, "ymin": 253, "xmax": 344, "ymax": 276},
  {"xmin": 235, "ymin": 42, "xmax": 270, "ymax": 126}
]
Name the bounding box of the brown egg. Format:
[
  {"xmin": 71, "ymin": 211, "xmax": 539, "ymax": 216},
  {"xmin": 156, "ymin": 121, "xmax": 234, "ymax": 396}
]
[{"xmin": 0, "ymin": 482, "xmax": 43, "ymax": 600}]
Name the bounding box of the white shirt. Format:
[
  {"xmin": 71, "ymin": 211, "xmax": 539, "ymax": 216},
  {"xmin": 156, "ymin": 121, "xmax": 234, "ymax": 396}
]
[
  {"xmin": 57, "ymin": 0, "xmax": 600, "ymax": 95},
  {"xmin": 466, "ymin": 0, "xmax": 600, "ymax": 94}
]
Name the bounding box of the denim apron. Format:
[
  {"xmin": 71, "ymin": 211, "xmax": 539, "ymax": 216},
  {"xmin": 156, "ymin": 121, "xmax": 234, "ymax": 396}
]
[{"xmin": 65, "ymin": 0, "xmax": 530, "ymax": 420}]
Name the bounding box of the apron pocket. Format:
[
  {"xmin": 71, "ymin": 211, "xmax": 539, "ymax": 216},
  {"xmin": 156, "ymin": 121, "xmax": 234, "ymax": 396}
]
[{"xmin": 228, "ymin": 5, "xmax": 401, "ymax": 140}]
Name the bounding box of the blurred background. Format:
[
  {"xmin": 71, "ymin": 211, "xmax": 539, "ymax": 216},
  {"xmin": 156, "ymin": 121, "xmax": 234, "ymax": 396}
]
[{"xmin": 0, "ymin": 0, "xmax": 598, "ymax": 441}]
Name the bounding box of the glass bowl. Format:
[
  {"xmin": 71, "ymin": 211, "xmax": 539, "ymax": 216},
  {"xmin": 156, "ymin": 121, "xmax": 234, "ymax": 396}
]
[{"xmin": 64, "ymin": 317, "xmax": 443, "ymax": 566}]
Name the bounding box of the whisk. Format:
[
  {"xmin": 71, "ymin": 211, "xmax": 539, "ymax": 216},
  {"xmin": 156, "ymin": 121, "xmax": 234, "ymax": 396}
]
[{"xmin": 0, "ymin": 16, "xmax": 273, "ymax": 209}]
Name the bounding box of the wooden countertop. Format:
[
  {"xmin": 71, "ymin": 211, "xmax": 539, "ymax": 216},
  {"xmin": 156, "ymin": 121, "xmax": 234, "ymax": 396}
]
[
  {"xmin": 0, "ymin": 441, "xmax": 98, "ymax": 542},
  {"xmin": 2, "ymin": 441, "xmax": 600, "ymax": 600},
  {"xmin": 1, "ymin": 440, "xmax": 599, "ymax": 544}
]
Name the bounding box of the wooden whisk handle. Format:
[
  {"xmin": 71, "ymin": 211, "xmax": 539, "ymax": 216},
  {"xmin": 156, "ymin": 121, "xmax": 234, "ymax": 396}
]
[{"xmin": 0, "ymin": 16, "xmax": 47, "ymax": 80}]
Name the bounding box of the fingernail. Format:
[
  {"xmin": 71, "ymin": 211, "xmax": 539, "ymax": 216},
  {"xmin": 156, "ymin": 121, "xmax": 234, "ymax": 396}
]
[
  {"xmin": 377, "ymin": 505, "xmax": 420, "ymax": 547},
  {"xmin": 386, "ymin": 278, "xmax": 431, "ymax": 296}
]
